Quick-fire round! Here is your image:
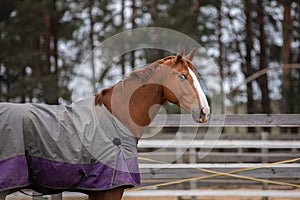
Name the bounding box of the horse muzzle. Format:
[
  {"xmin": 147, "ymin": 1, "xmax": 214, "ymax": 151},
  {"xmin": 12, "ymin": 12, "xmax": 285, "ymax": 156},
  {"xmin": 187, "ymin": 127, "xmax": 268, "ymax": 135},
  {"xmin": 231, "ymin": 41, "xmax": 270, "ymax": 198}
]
[{"xmin": 192, "ymin": 107, "xmax": 210, "ymax": 123}]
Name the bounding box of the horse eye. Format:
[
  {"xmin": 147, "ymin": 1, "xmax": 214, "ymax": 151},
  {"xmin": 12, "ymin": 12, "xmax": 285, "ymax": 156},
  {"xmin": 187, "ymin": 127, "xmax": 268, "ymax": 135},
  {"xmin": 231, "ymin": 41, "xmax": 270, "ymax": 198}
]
[{"xmin": 179, "ymin": 74, "xmax": 187, "ymax": 80}]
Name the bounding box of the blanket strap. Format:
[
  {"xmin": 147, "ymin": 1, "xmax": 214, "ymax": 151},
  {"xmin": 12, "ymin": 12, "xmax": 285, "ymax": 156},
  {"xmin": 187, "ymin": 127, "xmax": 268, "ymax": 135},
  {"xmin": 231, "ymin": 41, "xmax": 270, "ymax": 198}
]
[{"xmin": 72, "ymin": 158, "xmax": 96, "ymax": 189}]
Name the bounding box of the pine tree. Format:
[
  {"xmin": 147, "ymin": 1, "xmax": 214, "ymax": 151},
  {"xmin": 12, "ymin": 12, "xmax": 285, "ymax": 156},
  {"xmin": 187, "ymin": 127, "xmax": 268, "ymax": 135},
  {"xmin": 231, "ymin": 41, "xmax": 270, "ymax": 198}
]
[
  {"xmin": 0, "ymin": 0, "xmax": 77, "ymax": 103},
  {"xmin": 257, "ymin": 0, "xmax": 271, "ymax": 132}
]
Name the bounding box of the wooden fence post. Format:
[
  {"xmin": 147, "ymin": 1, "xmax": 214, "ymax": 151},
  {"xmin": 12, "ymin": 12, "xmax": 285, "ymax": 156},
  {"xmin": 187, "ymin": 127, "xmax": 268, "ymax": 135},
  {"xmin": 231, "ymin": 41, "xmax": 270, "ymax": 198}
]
[
  {"xmin": 261, "ymin": 131, "xmax": 269, "ymax": 200},
  {"xmin": 189, "ymin": 147, "xmax": 197, "ymax": 200}
]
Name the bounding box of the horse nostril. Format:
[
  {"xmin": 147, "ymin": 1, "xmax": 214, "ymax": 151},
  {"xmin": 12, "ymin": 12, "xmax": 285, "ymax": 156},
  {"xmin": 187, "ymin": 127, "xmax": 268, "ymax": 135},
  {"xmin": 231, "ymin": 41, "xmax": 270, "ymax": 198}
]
[
  {"xmin": 192, "ymin": 107, "xmax": 210, "ymax": 123},
  {"xmin": 199, "ymin": 107, "xmax": 209, "ymax": 123}
]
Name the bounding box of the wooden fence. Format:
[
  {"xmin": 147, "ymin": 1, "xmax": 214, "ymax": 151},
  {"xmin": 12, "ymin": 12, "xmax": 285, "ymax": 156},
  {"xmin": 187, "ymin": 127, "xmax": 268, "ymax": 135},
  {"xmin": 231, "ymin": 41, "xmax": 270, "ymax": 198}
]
[{"xmin": 7, "ymin": 114, "xmax": 300, "ymax": 199}]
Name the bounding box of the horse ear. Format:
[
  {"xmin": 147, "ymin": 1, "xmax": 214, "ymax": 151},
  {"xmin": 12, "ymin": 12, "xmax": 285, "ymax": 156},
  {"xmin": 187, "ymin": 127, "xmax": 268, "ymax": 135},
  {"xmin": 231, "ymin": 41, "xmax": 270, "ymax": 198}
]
[
  {"xmin": 185, "ymin": 48, "xmax": 196, "ymax": 61},
  {"xmin": 95, "ymin": 91, "xmax": 104, "ymax": 106},
  {"xmin": 175, "ymin": 47, "xmax": 185, "ymax": 63},
  {"xmin": 95, "ymin": 88, "xmax": 110, "ymax": 106}
]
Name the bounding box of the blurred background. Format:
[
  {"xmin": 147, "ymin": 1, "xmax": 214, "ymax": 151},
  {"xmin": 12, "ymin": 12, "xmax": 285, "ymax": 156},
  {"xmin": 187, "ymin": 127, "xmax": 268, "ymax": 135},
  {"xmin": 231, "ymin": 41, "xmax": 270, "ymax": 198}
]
[
  {"xmin": 2, "ymin": 1, "xmax": 300, "ymax": 199},
  {"xmin": 0, "ymin": 0, "xmax": 299, "ymax": 114}
]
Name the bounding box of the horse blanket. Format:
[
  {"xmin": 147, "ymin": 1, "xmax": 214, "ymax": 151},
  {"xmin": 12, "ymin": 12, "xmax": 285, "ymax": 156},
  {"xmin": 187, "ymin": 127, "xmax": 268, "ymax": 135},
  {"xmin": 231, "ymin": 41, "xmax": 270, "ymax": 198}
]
[{"xmin": 0, "ymin": 98, "xmax": 140, "ymax": 193}]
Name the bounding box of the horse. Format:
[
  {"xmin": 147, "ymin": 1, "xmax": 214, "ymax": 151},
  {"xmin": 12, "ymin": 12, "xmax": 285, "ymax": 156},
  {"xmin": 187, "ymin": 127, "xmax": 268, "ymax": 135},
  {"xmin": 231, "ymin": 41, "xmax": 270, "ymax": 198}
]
[{"xmin": 0, "ymin": 48, "xmax": 210, "ymax": 200}]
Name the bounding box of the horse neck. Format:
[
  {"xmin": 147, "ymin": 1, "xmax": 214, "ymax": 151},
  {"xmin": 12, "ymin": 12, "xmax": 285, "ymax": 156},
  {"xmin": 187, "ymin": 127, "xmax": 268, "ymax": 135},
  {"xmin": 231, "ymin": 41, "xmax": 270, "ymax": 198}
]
[{"xmin": 102, "ymin": 79, "xmax": 166, "ymax": 139}]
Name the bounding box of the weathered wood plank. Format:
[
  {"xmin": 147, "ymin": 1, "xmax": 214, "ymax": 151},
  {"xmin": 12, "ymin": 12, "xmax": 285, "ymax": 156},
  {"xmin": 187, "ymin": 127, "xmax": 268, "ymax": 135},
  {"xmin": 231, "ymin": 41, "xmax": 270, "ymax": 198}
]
[
  {"xmin": 138, "ymin": 139, "xmax": 300, "ymax": 148},
  {"xmin": 140, "ymin": 178, "xmax": 300, "ymax": 185},
  {"xmin": 139, "ymin": 163, "xmax": 300, "ymax": 179},
  {"xmin": 138, "ymin": 152, "xmax": 300, "ymax": 163},
  {"xmin": 124, "ymin": 189, "xmax": 300, "ymax": 197},
  {"xmin": 143, "ymin": 132, "xmax": 300, "ymax": 140},
  {"xmin": 9, "ymin": 190, "xmax": 300, "ymax": 199},
  {"xmin": 150, "ymin": 114, "xmax": 300, "ymax": 127},
  {"xmin": 139, "ymin": 152, "xmax": 300, "ymax": 158}
]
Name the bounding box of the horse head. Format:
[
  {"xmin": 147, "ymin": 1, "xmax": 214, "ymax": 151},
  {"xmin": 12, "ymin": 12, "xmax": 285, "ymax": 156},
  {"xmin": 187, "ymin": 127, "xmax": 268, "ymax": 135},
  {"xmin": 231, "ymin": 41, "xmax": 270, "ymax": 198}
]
[
  {"xmin": 157, "ymin": 48, "xmax": 210, "ymax": 123},
  {"xmin": 95, "ymin": 48, "xmax": 210, "ymax": 138}
]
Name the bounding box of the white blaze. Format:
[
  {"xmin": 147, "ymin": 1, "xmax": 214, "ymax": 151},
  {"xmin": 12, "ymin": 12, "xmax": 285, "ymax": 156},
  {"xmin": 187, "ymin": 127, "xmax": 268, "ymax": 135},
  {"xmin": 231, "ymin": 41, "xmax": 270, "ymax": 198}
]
[{"xmin": 188, "ymin": 67, "xmax": 210, "ymax": 114}]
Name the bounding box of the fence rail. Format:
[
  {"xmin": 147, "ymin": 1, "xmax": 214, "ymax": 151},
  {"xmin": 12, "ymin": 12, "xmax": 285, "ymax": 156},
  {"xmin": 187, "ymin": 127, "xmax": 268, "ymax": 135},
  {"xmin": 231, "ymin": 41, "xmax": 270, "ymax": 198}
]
[
  {"xmin": 124, "ymin": 189, "xmax": 300, "ymax": 197},
  {"xmin": 150, "ymin": 114, "xmax": 300, "ymax": 127},
  {"xmin": 139, "ymin": 163, "xmax": 300, "ymax": 180},
  {"xmin": 138, "ymin": 139, "xmax": 300, "ymax": 148},
  {"xmin": 138, "ymin": 114, "xmax": 300, "ymax": 198}
]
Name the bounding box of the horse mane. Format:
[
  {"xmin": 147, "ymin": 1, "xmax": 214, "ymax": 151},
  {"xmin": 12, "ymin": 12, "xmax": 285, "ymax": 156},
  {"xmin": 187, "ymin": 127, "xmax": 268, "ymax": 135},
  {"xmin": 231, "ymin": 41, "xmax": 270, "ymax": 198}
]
[
  {"xmin": 95, "ymin": 56, "xmax": 177, "ymax": 106},
  {"xmin": 128, "ymin": 56, "xmax": 178, "ymax": 82},
  {"xmin": 128, "ymin": 63, "xmax": 158, "ymax": 82}
]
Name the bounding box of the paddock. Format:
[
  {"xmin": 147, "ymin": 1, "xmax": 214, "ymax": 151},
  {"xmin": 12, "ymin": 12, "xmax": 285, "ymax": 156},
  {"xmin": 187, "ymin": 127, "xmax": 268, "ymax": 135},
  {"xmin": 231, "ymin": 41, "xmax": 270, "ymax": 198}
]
[{"xmin": 7, "ymin": 114, "xmax": 300, "ymax": 199}]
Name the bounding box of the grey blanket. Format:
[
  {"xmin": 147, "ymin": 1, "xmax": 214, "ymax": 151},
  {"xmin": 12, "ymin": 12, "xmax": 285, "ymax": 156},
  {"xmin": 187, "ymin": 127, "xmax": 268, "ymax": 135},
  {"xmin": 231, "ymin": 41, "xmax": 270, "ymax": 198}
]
[{"xmin": 0, "ymin": 98, "xmax": 140, "ymax": 192}]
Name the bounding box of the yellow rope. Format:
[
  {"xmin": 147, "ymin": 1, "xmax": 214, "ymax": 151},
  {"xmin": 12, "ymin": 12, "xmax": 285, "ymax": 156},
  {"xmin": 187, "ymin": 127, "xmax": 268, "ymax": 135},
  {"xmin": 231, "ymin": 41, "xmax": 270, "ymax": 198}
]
[{"xmin": 129, "ymin": 157, "xmax": 300, "ymax": 191}]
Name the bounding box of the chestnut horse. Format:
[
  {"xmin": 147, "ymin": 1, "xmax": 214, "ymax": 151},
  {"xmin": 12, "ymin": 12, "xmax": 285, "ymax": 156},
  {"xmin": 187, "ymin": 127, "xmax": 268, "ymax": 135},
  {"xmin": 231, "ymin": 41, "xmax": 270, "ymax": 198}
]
[{"xmin": 0, "ymin": 49, "xmax": 210, "ymax": 200}]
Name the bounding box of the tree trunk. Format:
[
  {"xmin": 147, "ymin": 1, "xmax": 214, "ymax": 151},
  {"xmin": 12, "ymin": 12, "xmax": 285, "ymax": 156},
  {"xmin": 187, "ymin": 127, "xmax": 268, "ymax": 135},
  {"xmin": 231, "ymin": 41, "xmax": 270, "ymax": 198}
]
[
  {"xmin": 43, "ymin": 0, "xmax": 58, "ymax": 104},
  {"xmin": 281, "ymin": 1, "xmax": 293, "ymax": 114},
  {"xmin": 257, "ymin": 0, "xmax": 271, "ymax": 132},
  {"xmin": 121, "ymin": 0, "xmax": 125, "ymax": 77},
  {"xmin": 131, "ymin": 0, "xmax": 136, "ymax": 70},
  {"xmin": 217, "ymin": 1, "xmax": 225, "ymax": 114},
  {"xmin": 51, "ymin": 0, "xmax": 59, "ymax": 104},
  {"xmin": 43, "ymin": 2, "xmax": 53, "ymax": 104},
  {"xmin": 244, "ymin": 0, "xmax": 255, "ymax": 133},
  {"xmin": 88, "ymin": 0, "xmax": 96, "ymax": 93}
]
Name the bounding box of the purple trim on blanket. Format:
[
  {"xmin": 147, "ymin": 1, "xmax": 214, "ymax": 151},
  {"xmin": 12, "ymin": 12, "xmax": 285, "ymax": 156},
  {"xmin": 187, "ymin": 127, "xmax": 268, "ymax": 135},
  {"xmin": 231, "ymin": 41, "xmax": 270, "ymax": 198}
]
[
  {"xmin": 0, "ymin": 151, "xmax": 140, "ymax": 191},
  {"xmin": 0, "ymin": 155, "xmax": 30, "ymax": 192},
  {"xmin": 31, "ymin": 148, "xmax": 140, "ymax": 190},
  {"xmin": 112, "ymin": 148, "xmax": 140, "ymax": 187}
]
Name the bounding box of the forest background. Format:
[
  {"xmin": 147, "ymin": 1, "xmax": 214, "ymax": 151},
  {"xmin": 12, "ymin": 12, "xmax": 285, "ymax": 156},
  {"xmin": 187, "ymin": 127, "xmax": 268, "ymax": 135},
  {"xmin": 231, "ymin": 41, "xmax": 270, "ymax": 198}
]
[{"xmin": 0, "ymin": 0, "xmax": 299, "ymax": 119}]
